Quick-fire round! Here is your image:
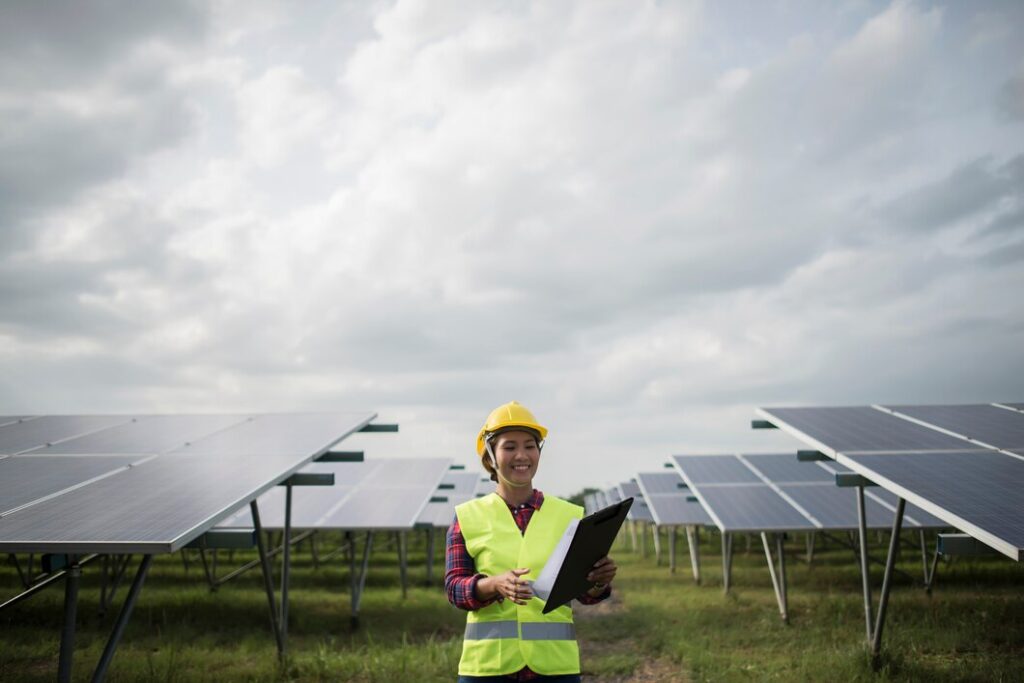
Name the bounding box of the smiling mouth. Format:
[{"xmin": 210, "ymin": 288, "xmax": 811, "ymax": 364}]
[{"xmin": 511, "ymin": 464, "xmax": 531, "ymax": 471}]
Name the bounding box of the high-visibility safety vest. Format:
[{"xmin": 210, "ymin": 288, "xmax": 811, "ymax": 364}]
[{"xmin": 455, "ymin": 492, "xmax": 584, "ymax": 677}]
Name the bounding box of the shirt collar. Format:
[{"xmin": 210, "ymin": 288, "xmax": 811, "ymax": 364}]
[{"xmin": 504, "ymin": 489, "xmax": 544, "ymax": 511}]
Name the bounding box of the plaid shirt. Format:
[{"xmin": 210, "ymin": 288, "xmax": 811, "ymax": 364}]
[{"xmin": 445, "ymin": 489, "xmax": 611, "ymax": 681}]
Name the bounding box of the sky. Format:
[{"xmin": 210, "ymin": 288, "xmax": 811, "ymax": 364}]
[{"xmin": 1, "ymin": 0, "xmax": 1022, "ymax": 496}]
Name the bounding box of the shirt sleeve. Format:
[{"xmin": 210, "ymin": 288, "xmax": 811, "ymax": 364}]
[{"xmin": 444, "ymin": 515, "xmax": 498, "ymax": 611}]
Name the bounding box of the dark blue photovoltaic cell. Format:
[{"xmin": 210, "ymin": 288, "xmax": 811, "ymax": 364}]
[
  {"xmin": 697, "ymin": 486, "xmax": 815, "ymax": 532},
  {"xmin": 868, "ymin": 488, "xmax": 949, "ymax": 528},
  {"xmin": 637, "ymin": 471, "xmax": 687, "ymax": 494},
  {"xmin": 0, "ymin": 456, "xmax": 145, "ymax": 516},
  {"xmin": 885, "ymin": 404, "xmax": 1024, "ymax": 449},
  {"xmin": 672, "ymin": 455, "xmax": 761, "ymax": 484},
  {"xmin": 846, "ymin": 451, "xmax": 1024, "ymax": 556},
  {"xmin": 631, "ymin": 498, "xmax": 654, "ymax": 522},
  {"xmin": 762, "ymin": 406, "xmax": 975, "ymax": 452},
  {"xmin": 0, "ymin": 416, "xmax": 135, "ymax": 454},
  {"xmin": 36, "ymin": 415, "xmax": 249, "ymax": 454},
  {"xmin": 778, "ymin": 485, "xmax": 921, "ymax": 529},
  {"xmin": 168, "ymin": 413, "xmax": 373, "ymax": 457},
  {"xmin": 618, "ymin": 481, "xmax": 641, "ymax": 498},
  {"xmin": 741, "ymin": 454, "xmax": 832, "ymax": 483},
  {"xmin": 646, "ymin": 495, "xmax": 712, "ymax": 526}
]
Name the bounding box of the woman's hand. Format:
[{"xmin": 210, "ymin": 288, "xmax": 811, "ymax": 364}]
[
  {"xmin": 476, "ymin": 568, "xmax": 534, "ymax": 605},
  {"xmin": 586, "ymin": 556, "xmax": 617, "ymax": 594}
]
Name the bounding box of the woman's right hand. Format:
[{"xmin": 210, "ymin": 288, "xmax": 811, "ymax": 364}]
[{"xmin": 476, "ymin": 568, "xmax": 533, "ymax": 605}]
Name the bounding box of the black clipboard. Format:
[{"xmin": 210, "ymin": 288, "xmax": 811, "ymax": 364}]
[{"xmin": 540, "ymin": 497, "xmax": 633, "ymax": 614}]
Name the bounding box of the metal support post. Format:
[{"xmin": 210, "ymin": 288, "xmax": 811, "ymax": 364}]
[
  {"xmin": 91, "ymin": 555, "xmax": 153, "ymax": 683},
  {"xmin": 425, "ymin": 528, "xmax": 434, "ymax": 585},
  {"xmin": 629, "ymin": 520, "xmax": 638, "ymax": 553},
  {"xmin": 918, "ymin": 530, "xmax": 928, "ymax": 585},
  {"xmin": 777, "ymin": 533, "xmax": 788, "ymax": 617},
  {"xmin": 311, "ymin": 532, "xmax": 320, "ymax": 570},
  {"xmin": 251, "ymin": 500, "xmax": 284, "ymax": 657},
  {"xmin": 761, "ymin": 533, "xmax": 788, "ymax": 623},
  {"xmin": 57, "ymin": 559, "xmax": 80, "ymax": 683},
  {"xmin": 806, "ymin": 532, "xmax": 816, "ymax": 566},
  {"xmin": 280, "ymin": 481, "xmax": 293, "ymax": 649},
  {"xmin": 350, "ymin": 531, "xmax": 374, "ymax": 628},
  {"xmin": 198, "ymin": 548, "xmax": 217, "ymax": 591},
  {"xmin": 652, "ymin": 525, "xmax": 662, "ymax": 566},
  {"xmin": 686, "ymin": 526, "xmax": 701, "ymax": 584},
  {"xmin": 871, "ymin": 498, "xmax": 905, "ymax": 659},
  {"xmin": 668, "ymin": 527, "xmax": 676, "ymax": 574},
  {"xmin": 398, "ymin": 531, "xmax": 408, "ymax": 598},
  {"xmin": 639, "ymin": 522, "xmax": 647, "ymax": 559},
  {"xmin": 856, "ymin": 485, "xmax": 873, "ymax": 644},
  {"xmin": 722, "ymin": 533, "xmax": 733, "ymax": 593},
  {"xmin": 10, "ymin": 554, "xmax": 28, "ymax": 588},
  {"xmin": 180, "ymin": 548, "xmax": 190, "ymax": 573}
]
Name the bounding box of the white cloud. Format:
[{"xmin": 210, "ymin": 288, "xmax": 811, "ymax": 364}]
[{"xmin": 1, "ymin": 0, "xmax": 1023, "ymax": 495}]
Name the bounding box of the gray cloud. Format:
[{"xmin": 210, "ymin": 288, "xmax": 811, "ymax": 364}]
[{"xmin": 1, "ymin": 1, "xmax": 1022, "ymax": 494}]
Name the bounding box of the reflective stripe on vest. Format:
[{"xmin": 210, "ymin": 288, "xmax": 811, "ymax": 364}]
[{"xmin": 464, "ymin": 621, "xmax": 577, "ymax": 641}]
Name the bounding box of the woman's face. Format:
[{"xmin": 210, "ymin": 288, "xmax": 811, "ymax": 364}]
[{"xmin": 492, "ymin": 430, "xmax": 541, "ymax": 486}]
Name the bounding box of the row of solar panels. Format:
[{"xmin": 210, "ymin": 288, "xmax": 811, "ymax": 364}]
[{"xmin": 584, "ymin": 403, "xmax": 1024, "ymax": 562}]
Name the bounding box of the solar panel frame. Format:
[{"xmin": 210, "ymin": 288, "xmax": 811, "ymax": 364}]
[
  {"xmin": 758, "ymin": 405, "xmax": 1023, "ymax": 560},
  {"xmin": 0, "ymin": 412, "xmax": 376, "ymax": 553},
  {"xmin": 635, "ymin": 471, "xmax": 711, "ymax": 526},
  {"xmin": 882, "ymin": 403, "xmax": 1024, "ymax": 450},
  {"xmin": 756, "ymin": 406, "xmax": 981, "ymax": 455},
  {"xmin": 842, "ymin": 451, "xmax": 1024, "ymax": 560}
]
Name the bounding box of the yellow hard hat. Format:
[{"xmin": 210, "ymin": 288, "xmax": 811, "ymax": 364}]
[{"xmin": 475, "ymin": 401, "xmax": 548, "ymax": 456}]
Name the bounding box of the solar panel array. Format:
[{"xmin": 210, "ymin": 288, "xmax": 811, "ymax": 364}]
[
  {"xmin": 673, "ymin": 454, "xmax": 946, "ymax": 534},
  {"xmin": 220, "ymin": 458, "xmax": 452, "ymax": 531},
  {"xmin": 617, "ymin": 480, "xmax": 654, "ymax": 522},
  {"xmin": 0, "ymin": 413, "xmax": 375, "ymax": 553},
  {"xmin": 635, "ymin": 471, "xmax": 711, "ymax": 527},
  {"xmin": 417, "ymin": 471, "xmax": 481, "ymax": 528},
  {"xmin": 758, "ymin": 403, "xmax": 1024, "ymax": 560}
]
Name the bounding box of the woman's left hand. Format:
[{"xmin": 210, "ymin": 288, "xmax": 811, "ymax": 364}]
[{"xmin": 586, "ymin": 555, "xmax": 617, "ymax": 587}]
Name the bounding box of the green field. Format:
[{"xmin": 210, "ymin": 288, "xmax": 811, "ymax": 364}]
[{"xmin": 2, "ymin": 528, "xmax": 1022, "ymax": 682}]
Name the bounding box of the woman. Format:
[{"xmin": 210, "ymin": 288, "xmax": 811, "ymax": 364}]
[{"xmin": 445, "ymin": 401, "xmax": 618, "ymax": 682}]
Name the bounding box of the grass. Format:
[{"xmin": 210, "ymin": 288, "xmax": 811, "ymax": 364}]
[{"xmin": 1, "ymin": 528, "xmax": 1022, "ymax": 681}]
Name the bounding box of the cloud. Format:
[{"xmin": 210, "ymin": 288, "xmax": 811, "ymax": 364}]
[{"xmin": 1, "ymin": 1, "xmax": 1023, "ymax": 494}]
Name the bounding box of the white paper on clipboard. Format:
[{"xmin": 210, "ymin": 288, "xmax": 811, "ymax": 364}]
[{"xmin": 529, "ymin": 518, "xmax": 579, "ymax": 602}]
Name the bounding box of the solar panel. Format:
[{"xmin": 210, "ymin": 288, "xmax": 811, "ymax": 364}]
[
  {"xmin": 0, "ymin": 412, "xmax": 377, "ymax": 553},
  {"xmin": 697, "ymin": 486, "xmax": 816, "ymax": 532},
  {"xmin": 441, "ymin": 471, "xmax": 481, "ymax": 497},
  {"xmin": 845, "ymin": 451, "xmax": 1024, "ymax": 560},
  {"xmin": 0, "ymin": 415, "xmax": 135, "ymax": 454},
  {"xmin": 604, "ymin": 487, "xmax": 623, "ymax": 504},
  {"xmin": 671, "ymin": 455, "xmax": 761, "ymax": 484},
  {"xmin": 1003, "ymin": 403, "xmax": 1024, "ymax": 411},
  {"xmin": 474, "ymin": 476, "xmax": 494, "ymax": 497},
  {"xmin": 867, "ymin": 487, "xmax": 949, "ymax": 528},
  {"xmin": 168, "ymin": 413, "xmax": 373, "ymax": 457},
  {"xmin": 0, "ymin": 455, "xmax": 148, "ymax": 516},
  {"xmin": 0, "ymin": 452, "xmax": 305, "ymax": 553},
  {"xmin": 644, "ymin": 495, "xmax": 713, "ymax": 526},
  {"xmin": 618, "ymin": 481, "xmax": 641, "ymax": 498},
  {"xmin": 740, "ymin": 454, "xmax": 833, "ymax": 483},
  {"xmin": 777, "ymin": 485, "xmax": 903, "ymax": 529},
  {"xmin": 31, "ymin": 415, "xmax": 248, "ymax": 455},
  {"xmin": 760, "ymin": 406, "xmax": 977, "ymax": 453},
  {"xmin": 635, "ymin": 471, "xmax": 710, "ymax": 526},
  {"xmin": 636, "ymin": 471, "xmax": 688, "ymax": 494},
  {"xmin": 884, "ymin": 404, "xmax": 1024, "ymax": 450},
  {"xmin": 223, "ymin": 458, "xmax": 451, "ymax": 531}
]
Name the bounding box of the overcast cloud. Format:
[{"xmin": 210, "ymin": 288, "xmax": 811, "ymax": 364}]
[{"xmin": 1, "ymin": 0, "xmax": 1022, "ymax": 495}]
